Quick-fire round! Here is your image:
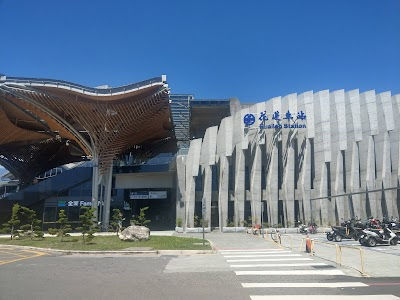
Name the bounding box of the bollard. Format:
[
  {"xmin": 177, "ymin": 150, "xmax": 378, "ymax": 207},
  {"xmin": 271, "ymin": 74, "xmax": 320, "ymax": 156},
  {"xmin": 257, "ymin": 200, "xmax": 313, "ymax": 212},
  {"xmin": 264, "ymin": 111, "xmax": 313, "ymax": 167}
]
[{"xmin": 305, "ymin": 235, "xmax": 311, "ymax": 253}]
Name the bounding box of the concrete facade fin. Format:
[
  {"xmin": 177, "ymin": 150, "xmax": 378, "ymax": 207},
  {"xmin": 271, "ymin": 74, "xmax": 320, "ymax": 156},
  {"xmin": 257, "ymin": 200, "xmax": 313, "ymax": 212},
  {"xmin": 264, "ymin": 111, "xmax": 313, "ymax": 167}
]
[
  {"xmin": 379, "ymin": 91, "xmax": 394, "ymax": 132},
  {"xmin": 200, "ymin": 126, "xmax": 218, "ymax": 166}
]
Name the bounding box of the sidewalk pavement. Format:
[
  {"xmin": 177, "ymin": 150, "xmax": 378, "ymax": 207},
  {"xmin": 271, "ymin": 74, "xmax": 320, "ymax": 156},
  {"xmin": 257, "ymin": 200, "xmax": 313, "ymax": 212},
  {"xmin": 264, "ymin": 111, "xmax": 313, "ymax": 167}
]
[
  {"xmin": 175, "ymin": 230, "xmax": 400, "ymax": 278},
  {"xmin": 174, "ymin": 230, "xmax": 283, "ymax": 251}
]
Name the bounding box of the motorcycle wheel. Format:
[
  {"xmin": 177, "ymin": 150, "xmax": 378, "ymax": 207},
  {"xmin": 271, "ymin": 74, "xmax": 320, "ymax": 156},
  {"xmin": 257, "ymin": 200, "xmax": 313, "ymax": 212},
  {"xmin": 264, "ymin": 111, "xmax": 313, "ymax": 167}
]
[
  {"xmin": 334, "ymin": 234, "xmax": 342, "ymax": 242},
  {"xmin": 359, "ymin": 238, "xmax": 365, "ymax": 245},
  {"xmin": 368, "ymin": 237, "xmax": 377, "ymax": 247},
  {"xmin": 327, "ymin": 234, "xmax": 333, "ymax": 241},
  {"xmin": 390, "ymin": 238, "xmax": 398, "ymax": 246}
]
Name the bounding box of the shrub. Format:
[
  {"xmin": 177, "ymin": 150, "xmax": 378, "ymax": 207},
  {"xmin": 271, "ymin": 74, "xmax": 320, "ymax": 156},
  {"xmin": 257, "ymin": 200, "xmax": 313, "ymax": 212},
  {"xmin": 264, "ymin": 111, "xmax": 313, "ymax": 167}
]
[
  {"xmin": 200, "ymin": 219, "xmax": 209, "ymax": 227},
  {"xmin": 193, "ymin": 215, "xmax": 200, "ymax": 227},
  {"xmin": 226, "ymin": 219, "xmax": 235, "ymax": 227},
  {"xmin": 48, "ymin": 209, "xmax": 72, "ymax": 242},
  {"xmin": 19, "ymin": 206, "xmax": 43, "ymax": 240},
  {"xmin": 110, "ymin": 209, "xmax": 124, "ymax": 236},
  {"xmin": 76, "ymin": 207, "xmax": 98, "ymax": 243},
  {"xmin": 131, "ymin": 207, "xmax": 151, "ymax": 227},
  {"xmin": 2, "ymin": 204, "xmax": 21, "ymax": 240}
]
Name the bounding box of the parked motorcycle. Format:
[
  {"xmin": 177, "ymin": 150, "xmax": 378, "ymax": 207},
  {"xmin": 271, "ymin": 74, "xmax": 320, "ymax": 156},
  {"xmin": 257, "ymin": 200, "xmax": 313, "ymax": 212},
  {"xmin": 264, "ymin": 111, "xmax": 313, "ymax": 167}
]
[
  {"xmin": 299, "ymin": 224, "xmax": 308, "ymax": 234},
  {"xmin": 359, "ymin": 225, "xmax": 398, "ymax": 247},
  {"xmin": 299, "ymin": 222, "xmax": 317, "ymax": 234},
  {"xmin": 307, "ymin": 223, "xmax": 318, "ymax": 234},
  {"xmin": 326, "ymin": 219, "xmax": 359, "ymax": 242}
]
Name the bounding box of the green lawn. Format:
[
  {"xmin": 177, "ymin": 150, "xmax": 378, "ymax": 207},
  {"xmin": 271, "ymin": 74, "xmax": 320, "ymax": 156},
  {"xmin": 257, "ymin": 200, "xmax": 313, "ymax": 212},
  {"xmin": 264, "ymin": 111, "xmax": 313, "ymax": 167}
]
[{"xmin": 0, "ymin": 235, "xmax": 212, "ymax": 251}]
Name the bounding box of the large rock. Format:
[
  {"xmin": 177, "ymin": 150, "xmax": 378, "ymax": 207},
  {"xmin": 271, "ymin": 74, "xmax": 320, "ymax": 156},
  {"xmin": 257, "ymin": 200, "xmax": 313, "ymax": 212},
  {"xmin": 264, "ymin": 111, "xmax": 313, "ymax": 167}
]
[{"xmin": 118, "ymin": 225, "xmax": 150, "ymax": 241}]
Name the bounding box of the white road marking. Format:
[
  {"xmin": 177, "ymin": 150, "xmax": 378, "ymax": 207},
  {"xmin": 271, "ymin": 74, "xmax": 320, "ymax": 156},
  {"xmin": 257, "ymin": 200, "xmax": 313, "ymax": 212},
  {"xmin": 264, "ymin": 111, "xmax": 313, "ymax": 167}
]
[
  {"xmin": 242, "ymin": 282, "xmax": 368, "ymax": 288},
  {"xmin": 224, "ymin": 254, "xmax": 301, "ymax": 258},
  {"xmin": 219, "ymin": 249, "xmax": 284, "ymax": 252},
  {"xmin": 235, "ymin": 270, "xmax": 345, "ymax": 275},
  {"xmin": 231, "ymin": 262, "xmax": 327, "ymax": 268},
  {"xmin": 226, "ymin": 258, "xmax": 313, "ymax": 262},
  {"xmin": 250, "ymin": 296, "xmax": 400, "ymax": 300},
  {"xmin": 221, "ymin": 251, "xmax": 291, "ymax": 255}
]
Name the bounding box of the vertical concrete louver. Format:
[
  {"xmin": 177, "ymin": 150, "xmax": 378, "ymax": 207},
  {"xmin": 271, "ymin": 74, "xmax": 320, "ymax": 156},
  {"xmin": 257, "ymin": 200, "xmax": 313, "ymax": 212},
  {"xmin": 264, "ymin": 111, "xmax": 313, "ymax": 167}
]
[{"xmin": 178, "ymin": 90, "xmax": 400, "ymax": 229}]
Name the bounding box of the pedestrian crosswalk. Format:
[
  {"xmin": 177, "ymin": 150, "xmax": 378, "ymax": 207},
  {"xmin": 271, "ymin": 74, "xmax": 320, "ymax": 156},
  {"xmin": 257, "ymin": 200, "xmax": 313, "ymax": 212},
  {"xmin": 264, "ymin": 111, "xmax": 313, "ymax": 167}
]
[
  {"xmin": 250, "ymin": 296, "xmax": 400, "ymax": 300},
  {"xmin": 219, "ymin": 248, "xmax": 400, "ymax": 299}
]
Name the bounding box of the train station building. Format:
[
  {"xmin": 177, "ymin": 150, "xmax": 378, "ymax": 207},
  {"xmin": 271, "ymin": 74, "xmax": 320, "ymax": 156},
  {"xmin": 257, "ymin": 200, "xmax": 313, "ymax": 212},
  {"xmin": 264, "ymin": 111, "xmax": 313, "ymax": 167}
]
[{"xmin": 0, "ymin": 74, "xmax": 399, "ymax": 230}]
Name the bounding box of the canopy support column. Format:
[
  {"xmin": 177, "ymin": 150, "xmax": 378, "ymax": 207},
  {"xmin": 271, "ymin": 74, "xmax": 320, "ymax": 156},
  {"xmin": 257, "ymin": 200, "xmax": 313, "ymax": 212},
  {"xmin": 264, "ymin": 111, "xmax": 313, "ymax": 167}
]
[{"xmin": 101, "ymin": 164, "xmax": 113, "ymax": 231}]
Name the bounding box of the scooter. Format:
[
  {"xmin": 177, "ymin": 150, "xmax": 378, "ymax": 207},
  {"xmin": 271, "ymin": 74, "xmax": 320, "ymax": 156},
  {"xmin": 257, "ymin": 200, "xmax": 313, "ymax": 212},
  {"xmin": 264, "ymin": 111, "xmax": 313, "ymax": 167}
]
[
  {"xmin": 327, "ymin": 219, "xmax": 360, "ymax": 242},
  {"xmin": 307, "ymin": 223, "xmax": 318, "ymax": 234},
  {"xmin": 299, "ymin": 223, "xmax": 317, "ymax": 234},
  {"xmin": 298, "ymin": 224, "xmax": 308, "ymax": 234},
  {"xmin": 359, "ymin": 225, "xmax": 398, "ymax": 247}
]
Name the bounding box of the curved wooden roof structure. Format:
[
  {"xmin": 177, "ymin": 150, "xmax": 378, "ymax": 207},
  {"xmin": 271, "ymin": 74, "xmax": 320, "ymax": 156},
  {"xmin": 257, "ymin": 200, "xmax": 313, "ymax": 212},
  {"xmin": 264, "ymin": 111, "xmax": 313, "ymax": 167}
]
[{"xmin": 0, "ymin": 75, "xmax": 174, "ymax": 186}]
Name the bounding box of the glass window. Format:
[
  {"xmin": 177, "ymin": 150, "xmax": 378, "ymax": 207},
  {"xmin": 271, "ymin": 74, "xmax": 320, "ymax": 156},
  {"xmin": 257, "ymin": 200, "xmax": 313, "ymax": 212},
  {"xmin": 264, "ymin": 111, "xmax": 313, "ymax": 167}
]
[
  {"xmin": 58, "ymin": 190, "xmax": 69, "ymax": 197},
  {"xmin": 245, "ymin": 166, "xmax": 250, "ymax": 190},
  {"xmin": 195, "ymin": 167, "xmax": 203, "ymax": 191},
  {"xmin": 82, "ymin": 181, "xmax": 92, "ymax": 189},
  {"xmin": 44, "ymin": 207, "xmax": 56, "ymax": 222},
  {"xmin": 212, "ymin": 165, "xmax": 218, "ymax": 191},
  {"xmin": 68, "ymin": 207, "xmax": 80, "ymax": 222},
  {"xmin": 69, "ymin": 186, "xmax": 81, "ymax": 196}
]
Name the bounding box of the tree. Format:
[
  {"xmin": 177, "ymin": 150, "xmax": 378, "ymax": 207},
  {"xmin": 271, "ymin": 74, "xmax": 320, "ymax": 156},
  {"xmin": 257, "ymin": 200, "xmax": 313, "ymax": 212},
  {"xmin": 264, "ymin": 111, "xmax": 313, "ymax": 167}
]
[
  {"xmin": 48, "ymin": 209, "xmax": 72, "ymax": 242},
  {"xmin": 76, "ymin": 207, "xmax": 98, "ymax": 243},
  {"xmin": 131, "ymin": 207, "xmax": 151, "ymax": 227},
  {"xmin": 20, "ymin": 206, "xmax": 43, "ymax": 240},
  {"xmin": 110, "ymin": 208, "xmax": 124, "ymax": 236},
  {"xmin": 1, "ymin": 204, "xmax": 21, "ymax": 240}
]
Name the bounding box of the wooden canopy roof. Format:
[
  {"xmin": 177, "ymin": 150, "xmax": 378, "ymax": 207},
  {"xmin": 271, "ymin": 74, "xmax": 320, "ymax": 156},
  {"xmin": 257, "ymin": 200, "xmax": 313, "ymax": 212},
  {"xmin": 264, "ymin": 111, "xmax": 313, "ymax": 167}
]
[{"xmin": 0, "ymin": 75, "xmax": 174, "ymax": 186}]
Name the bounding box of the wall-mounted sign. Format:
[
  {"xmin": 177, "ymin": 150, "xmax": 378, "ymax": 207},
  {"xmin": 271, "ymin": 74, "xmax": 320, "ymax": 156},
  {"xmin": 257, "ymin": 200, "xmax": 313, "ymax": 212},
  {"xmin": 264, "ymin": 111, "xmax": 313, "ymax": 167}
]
[
  {"xmin": 130, "ymin": 191, "xmax": 167, "ymax": 199},
  {"xmin": 149, "ymin": 191, "xmax": 167, "ymax": 199},
  {"xmin": 130, "ymin": 191, "xmax": 149, "ymax": 199},
  {"xmin": 67, "ymin": 200, "xmax": 92, "ymax": 207},
  {"xmin": 244, "ymin": 110, "xmax": 307, "ymax": 129}
]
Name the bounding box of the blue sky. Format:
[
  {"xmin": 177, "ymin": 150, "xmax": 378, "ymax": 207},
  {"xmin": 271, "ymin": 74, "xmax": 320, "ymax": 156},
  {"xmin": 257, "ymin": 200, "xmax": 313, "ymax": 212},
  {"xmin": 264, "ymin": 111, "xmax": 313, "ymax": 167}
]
[{"xmin": 0, "ymin": 0, "xmax": 399, "ymax": 104}]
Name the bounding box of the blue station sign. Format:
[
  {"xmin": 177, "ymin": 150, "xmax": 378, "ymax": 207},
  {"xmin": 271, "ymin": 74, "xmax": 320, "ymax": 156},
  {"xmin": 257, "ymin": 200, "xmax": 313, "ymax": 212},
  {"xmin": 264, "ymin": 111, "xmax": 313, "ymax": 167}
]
[{"xmin": 244, "ymin": 110, "xmax": 307, "ymax": 129}]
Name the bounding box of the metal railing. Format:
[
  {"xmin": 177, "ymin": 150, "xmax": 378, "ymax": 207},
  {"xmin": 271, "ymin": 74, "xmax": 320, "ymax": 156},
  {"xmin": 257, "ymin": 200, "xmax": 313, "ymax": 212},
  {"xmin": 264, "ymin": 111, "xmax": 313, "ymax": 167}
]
[{"xmin": 277, "ymin": 234, "xmax": 367, "ymax": 276}]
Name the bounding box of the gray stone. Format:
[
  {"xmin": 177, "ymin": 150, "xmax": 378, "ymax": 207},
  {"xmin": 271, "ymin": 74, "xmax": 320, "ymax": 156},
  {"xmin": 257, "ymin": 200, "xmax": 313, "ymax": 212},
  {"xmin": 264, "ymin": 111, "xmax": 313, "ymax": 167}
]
[{"xmin": 118, "ymin": 225, "xmax": 150, "ymax": 241}]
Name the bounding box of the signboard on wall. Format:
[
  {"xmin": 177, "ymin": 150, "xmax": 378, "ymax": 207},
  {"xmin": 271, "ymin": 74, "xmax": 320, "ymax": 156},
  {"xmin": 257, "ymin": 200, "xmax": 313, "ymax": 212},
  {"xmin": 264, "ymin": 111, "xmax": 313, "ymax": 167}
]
[
  {"xmin": 57, "ymin": 200, "xmax": 91, "ymax": 207},
  {"xmin": 149, "ymin": 191, "xmax": 167, "ymax": 199},
  {"xmin": 243, "ymin": 110, "xmax": 307, "ymax": 129},
  {"xmin": 130, "ymin": 191, "xmax": 149, "ymax": 199},
  {"xmin": 130, "ymin": 191, "xmax": 167, "ymax": 199},
  {"xmin": 67, "ymin": 200, "xmax": 92, "ymax": 207}
]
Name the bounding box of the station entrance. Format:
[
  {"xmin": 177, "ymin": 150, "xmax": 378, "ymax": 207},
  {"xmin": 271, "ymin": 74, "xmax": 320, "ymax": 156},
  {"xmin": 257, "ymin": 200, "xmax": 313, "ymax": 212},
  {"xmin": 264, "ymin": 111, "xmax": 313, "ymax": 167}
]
[{"xmin": 123, "ymin": 188, "xmax": 175, "ymax": 230}]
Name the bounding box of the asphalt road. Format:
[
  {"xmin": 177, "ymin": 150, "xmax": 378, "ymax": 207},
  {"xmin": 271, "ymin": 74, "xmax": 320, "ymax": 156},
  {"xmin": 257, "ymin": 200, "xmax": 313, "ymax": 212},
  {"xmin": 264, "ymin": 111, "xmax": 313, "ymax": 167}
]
[
  {"xmin": 0, "ymin": 232, "xmax": 400, "ymax": 300},
  {"xmin": 0, "ymin": 253, "xmax": 249, "ymax": 300}
]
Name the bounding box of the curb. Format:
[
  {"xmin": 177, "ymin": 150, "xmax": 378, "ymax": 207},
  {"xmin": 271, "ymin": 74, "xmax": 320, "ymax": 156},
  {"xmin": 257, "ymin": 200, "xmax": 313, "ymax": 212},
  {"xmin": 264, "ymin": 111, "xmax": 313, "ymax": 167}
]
[{"xmin": 0, "ymin": 244, "xmax": 216, "ymax": 256}]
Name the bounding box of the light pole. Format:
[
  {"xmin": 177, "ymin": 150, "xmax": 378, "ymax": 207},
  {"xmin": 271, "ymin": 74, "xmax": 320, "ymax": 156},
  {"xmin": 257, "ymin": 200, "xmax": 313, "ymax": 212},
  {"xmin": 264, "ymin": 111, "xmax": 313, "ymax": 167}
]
[{"xmin": 261, "ymin": 202, "xmax": 264, "ymax": 239}]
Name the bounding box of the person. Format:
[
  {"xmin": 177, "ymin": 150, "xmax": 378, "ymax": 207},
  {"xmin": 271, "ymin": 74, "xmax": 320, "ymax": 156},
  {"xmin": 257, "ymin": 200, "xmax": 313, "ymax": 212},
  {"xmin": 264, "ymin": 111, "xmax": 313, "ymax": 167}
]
[{"xmin": 253, "ymin": 224, "xmax": 261, "ymax": 235}]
